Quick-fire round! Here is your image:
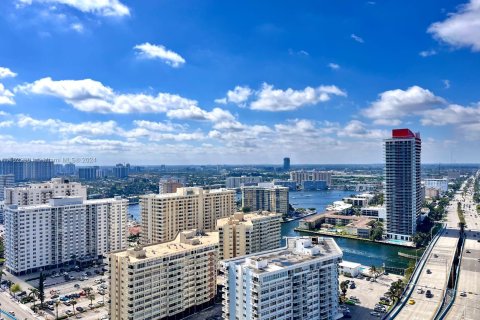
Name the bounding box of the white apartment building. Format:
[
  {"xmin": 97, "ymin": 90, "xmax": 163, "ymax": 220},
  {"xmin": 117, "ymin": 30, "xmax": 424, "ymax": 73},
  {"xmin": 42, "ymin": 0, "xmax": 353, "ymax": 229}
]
[
  {"xmin": 0, "ymin": 174, "xmax": 14, "ymax": 201},
  {"xmin": 4, "ymin": 178, "xmax": 87, "ymax": 206},
  {"xmin": 241, "ymin": 185, "xmax": 289, "ymax": 215},
  {"xmin": 289, "ymin": 170, "xmax": 333, "ymax": 187},
  {"xmin": 217, "ymin": 211, "xmax": 281, "ymax": 260},
  {"xmin": 361, "ymin": 206, "xmax": 386, "ymax": 221},
  {"xmin": 140, "ymin": 187, "xmax": 235, "ymax": 244},
  {"xmin": 423, "ymin": 178, "xmax": 448, "ymax": 192},
  {"xmin": 110, "ymin": 230, "xmax": 219, "ymax": 320},
  {"xmin": 225, "ymin": 176, "xmax": 263, "ymax": 189},
  {"xmin": 220, "ymin": 236, "xmax": 343, "ymax": 320},
  {"xmin": 4, "ymin": 196, "xmax": 128, "ymax": 275}
]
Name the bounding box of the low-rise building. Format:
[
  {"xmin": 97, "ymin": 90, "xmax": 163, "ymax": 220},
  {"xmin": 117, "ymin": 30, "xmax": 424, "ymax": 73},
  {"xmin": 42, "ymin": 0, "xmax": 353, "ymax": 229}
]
[
  {"xmin": 425, "ymin": 187, "xmax": 440, "ymax": 199},
  {"xmin": 339, "ymin": 261, "xmax": 362, "ymax": 278},
  {"xmin": 110, "ymin": 230, "xmax": 219, "ymax": 320},
  {"xmin": 216, "ymin": 211, "xmax": 281, "ymax": 260},
  {"xmin": 361, "ymin": 206, "xmax": 387, "ymax": 221},
  {"xmin": 220, "ymin": 236, "xmax": 343, "ymax": 320},
  {"xmin": 424, "ymin": 178, "xmax": 448, "ymax": 192}
]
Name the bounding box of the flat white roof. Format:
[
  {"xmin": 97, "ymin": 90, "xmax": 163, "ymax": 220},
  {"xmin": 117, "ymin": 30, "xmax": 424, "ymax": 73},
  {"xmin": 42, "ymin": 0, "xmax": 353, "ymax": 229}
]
[{"xmin": 339, "ymin": 261, "xmax": 361, "ymax": 269}]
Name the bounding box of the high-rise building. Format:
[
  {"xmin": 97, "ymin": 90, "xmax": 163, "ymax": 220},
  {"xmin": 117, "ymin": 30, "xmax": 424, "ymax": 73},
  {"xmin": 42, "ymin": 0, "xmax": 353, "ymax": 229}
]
[
  {"xmin": 0, "ymin": 158, "xmax": 54, "ymax": 181},
  {"xmin": 4, "ymin": 178, "xmax": 87, "ymax": 206},
  {"xmin": 110, "ymin": 230, "xmax": 219, "ymax": 320},
  {"xmin": 289, "ymin": 170, "xmax": 333, "ymax": 187},
  {"xmin": 159, "ymin": 179, "xmax": 184, "ymax": 194},
  {"xmin": 216, "ymin": 211, "xmax": 281, "ymax": 260},
  {"xmin": 241, "ymin": 185, "xmax": 289, "ymax": 215},
  {"xmin": 113, "ymin": 163, "xmax": 129, "ymax": 179},
  {"xmin": 140, "ymin": 187, "xmax": 235, "ymax": 244},
  {"xmin": 283, "ymin": 157, "xmax": 291, "ymax": 171},
  {"xmin": 220, "ymin": 236, "xmax": 343, "ymax": 320},
  {"xmin": 225, "ymin": 176, "xmax": 263, "ymax": 189},
  {"xmin": 384, "ymin": 128, "xmax": 422, "ymax": 241},
  {"xmin": 78, "ymin": 167, "xmax": 99, "ymax": 180},
  {"xmin": 0, "ymin": 174, "xmax": 14, "ymax": 201},
  {"xmin": 4, "ymin": 196, "xmax": 128, "ymax": 275}
]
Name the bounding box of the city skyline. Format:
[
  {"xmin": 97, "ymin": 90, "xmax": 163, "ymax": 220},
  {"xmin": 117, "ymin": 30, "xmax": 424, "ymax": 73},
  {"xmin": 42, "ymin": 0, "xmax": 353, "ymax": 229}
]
[{"xmin": 1, "ymin": 1, "xmax": 480, "ymax": 164}]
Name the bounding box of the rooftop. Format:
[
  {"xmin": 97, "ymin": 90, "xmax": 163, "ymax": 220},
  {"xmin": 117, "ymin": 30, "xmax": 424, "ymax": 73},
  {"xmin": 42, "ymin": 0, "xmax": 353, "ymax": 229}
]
[
  {"xmin": 113, "ymin": 230, "xmax": 219, "ymax": 263},
  {"xmin": 224, "ymin": 237, "xmax": 342, "ymax": 274},
  {"xmin": 217, "ymin": 211, "xmax": 281, "ymax": 227},
  {"xmin": 142, "ymin": 187, "xmax": 233, "ymax": 199}
]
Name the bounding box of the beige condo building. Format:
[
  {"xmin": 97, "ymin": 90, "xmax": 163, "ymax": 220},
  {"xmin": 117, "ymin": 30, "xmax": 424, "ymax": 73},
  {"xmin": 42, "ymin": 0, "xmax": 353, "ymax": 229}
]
[
  {"xmin": 109, "ymin": 230, "xmax": 219, "ymax": 320},
  {"xmin": 140, "ymin": 187, "xmax": 235, "ymax": 244},
  {"xmin": 241, "ymin": 185, "xmax": 289, "ymax": 215},
  {"xmin": 216, "ymin": 211, "xmax": 281, "ymax": 260}
]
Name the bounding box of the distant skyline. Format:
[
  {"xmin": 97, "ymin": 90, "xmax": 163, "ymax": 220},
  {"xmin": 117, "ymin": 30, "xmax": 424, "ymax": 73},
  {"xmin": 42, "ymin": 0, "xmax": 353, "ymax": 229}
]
[{"xmin": 1, "ymin": 1, "xmax": 480, "ymax": 164}]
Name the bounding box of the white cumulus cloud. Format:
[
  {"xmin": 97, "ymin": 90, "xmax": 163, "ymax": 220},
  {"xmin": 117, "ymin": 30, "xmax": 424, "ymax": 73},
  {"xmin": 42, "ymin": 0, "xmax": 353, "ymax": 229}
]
[
  {"xmin": 0, "ymin": 84, "xmax": 15, "ymax": 105},
  {"xmin": 215, "ymin": 86, "xmax": 252, "ymax": 106},
  {"xmin": 428, "ymin": 0, "xmax": 480, "ymax": 51},
  {"xmin": 250, "ymin": 83, "xmax": 346, "ymax": 111},
  {"xmin": 17, "ymin": 0, "xmax": 130, "ymax": 17},
  {"xmin": 134, "ymin": 43, "xmax": 186, "ymax": 67},
  {"xmin": 362, "ymin": 86, "xmax": 446, "ymax": 120},
  {"xmin": 0, "ymin": 67, "xmax": 17, "ymax": 79}
]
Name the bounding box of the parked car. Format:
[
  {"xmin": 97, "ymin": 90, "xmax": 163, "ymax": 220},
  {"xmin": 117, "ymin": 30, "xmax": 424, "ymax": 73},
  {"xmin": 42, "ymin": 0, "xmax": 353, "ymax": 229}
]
[
  {"xmin": 460, "ymin": 292, "xmax": 467, "ymax": 297},
  {"xmin": 417, "ymin": 288, "xmax": 424, "ymax": 294},
  {"xmin": 426, "ymin": 290, "xmax": 433, "ymax": 298},
  {"xmin": 426, "ymin": 269, "xmax": 432, "ymax": 274},
  {"xmin": 76, "ymin": 306, "xmax": 85, "ymax": 312},
  {"xmin": 74, "ymin": 283, "xmax": 80, "ymax": 288}
]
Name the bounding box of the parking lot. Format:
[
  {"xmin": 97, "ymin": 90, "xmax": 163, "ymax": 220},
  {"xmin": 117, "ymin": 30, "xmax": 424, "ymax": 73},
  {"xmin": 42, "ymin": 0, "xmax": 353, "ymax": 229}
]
[
  {"xmin": 6, "ymin": 263, "xmax": 110, "ymax": 320},
  {"xmin": 339, "ymin": 273, "xmax": 403, "ymax": 319}
]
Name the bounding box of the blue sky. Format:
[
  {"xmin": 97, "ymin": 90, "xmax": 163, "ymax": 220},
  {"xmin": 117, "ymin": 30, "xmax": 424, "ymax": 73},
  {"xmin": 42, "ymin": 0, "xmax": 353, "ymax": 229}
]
[{"xmin": 1, "ymin": 0, "xmax": 480, "ymax": 165}]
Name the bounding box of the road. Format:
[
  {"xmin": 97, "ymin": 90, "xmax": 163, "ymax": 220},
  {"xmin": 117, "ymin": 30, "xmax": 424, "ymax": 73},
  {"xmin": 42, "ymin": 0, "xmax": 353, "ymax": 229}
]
[
  {"xmin": 395, "ymin": 183, "xmax": 464, "ymax": 320},
  {"xmin": 446, "ymin": 174, "xmax": 480, "ymax": 320},
  {"xmin": 0, "ymin": 290, "xmax": 39, "ymax": 319}
]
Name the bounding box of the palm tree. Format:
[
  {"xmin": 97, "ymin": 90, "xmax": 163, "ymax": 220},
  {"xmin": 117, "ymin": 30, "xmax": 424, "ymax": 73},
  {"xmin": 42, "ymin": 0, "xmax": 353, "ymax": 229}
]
[
  {"xmin": 71, "ymin": 300, "xmax": 77, "ymax": 315},
  {"xmin": 29, "ymin": 288, "xmax": 39, "ymax": 310},
  {"xmin": 88, "ymin": 294, "xmax": 95, "ymax": 308},
  {"xmin": 339, "ymin": 280, "xmax": 349, "ymax": 301},
  {"xmin": 55, "ymin": 300, "xmax": 61, "ymax": 320}
]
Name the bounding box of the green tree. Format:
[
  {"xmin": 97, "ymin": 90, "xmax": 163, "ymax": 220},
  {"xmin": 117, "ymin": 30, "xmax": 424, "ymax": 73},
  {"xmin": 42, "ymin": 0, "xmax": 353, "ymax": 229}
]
[
  {"xmin": 55, "ymin": 300, "xmax": 61, "ymax": 320},
  {"xmin": 11, "ymin": 283, "xmax": 21, "ymax": 295},
  {"xmin": 38, "ymin": 272, "xmax": 46, "ymax": 309},
  {"xmin": 29, "ymin": 288, "xmax": 39, "ymax": 310},
  {"xmin": 71, "ymin": 300, "xmax": 77, "ymax": 315},
  {"xmin": 88, "ymin": 294, "xmax": 96, "ymax": 308},
  {"xmin": 339, "ymin": 280, "xmax": 350, "ymax": 301}
]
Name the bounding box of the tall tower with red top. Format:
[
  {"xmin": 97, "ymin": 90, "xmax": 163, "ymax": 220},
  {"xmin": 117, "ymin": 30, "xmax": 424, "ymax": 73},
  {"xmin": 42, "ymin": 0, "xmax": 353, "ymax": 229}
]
[{"xmin": 384, "ymin": 128, "xmax": 422, "ymax": 242}]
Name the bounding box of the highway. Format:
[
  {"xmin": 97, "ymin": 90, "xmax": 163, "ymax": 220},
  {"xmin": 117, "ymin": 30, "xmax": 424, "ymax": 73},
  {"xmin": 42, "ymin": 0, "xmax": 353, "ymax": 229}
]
[
  {"xmin": 394, "ymin": 182, "xmax": 465, "ymax": 320},
  {"xmin": 445, "ymin": 174, "xmax": 480, "ymax": 320}
]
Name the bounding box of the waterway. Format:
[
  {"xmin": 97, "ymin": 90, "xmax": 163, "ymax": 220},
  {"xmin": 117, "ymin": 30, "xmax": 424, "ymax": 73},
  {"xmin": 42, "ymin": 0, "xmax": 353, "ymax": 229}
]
[{"xmin": 128, "ymin": 190, "xmax": 416, "ymax": 269}]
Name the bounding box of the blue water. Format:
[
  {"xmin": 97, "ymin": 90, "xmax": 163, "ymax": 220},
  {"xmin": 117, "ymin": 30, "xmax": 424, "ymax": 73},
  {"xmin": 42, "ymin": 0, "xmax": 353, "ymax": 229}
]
[{"xmin": 128, "ymin": 190, "xmax": 415, "ymax": 269}]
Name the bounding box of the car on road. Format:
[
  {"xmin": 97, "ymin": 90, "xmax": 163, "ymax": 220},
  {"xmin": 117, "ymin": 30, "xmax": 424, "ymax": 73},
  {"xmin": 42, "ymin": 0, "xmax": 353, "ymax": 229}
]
[
  {"xmin": 426, "ymin": 290, "xmax": 433, "ymax": 298},
  {"xmin": 370, "ymin": 312, "xmax": 381, "ymax": 317}
]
